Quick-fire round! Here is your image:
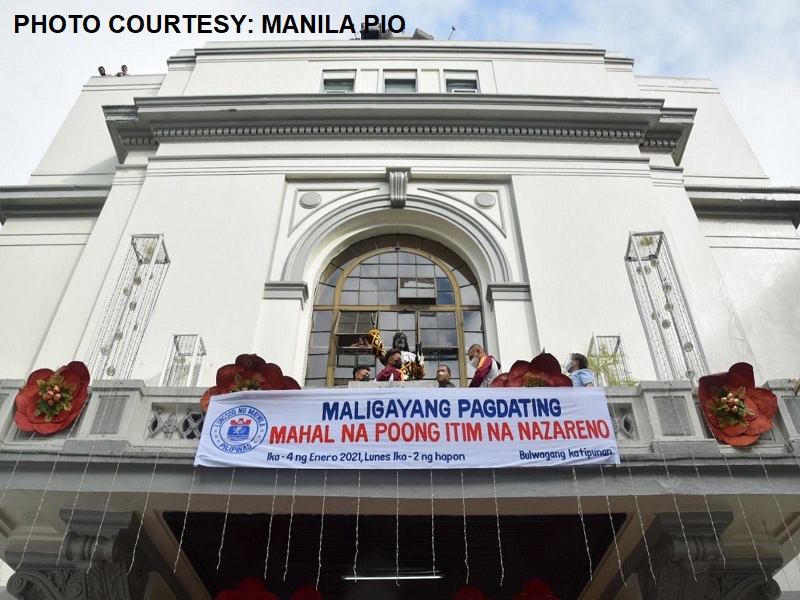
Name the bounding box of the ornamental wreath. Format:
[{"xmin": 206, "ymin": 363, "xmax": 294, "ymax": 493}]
[
  {"xmin": 200, "ymin": 354, "xmax": 301, "ymax": 412},
  {"xmin": 490, "ymin": 353, "xmax": 573, "ymax": 388},
  {"xmin": 15, "ymin": 361, "xmax": 90, "ymax": 435},
  {"xmin": 698, "ymin": 362, "xmax": 777, "ymax": 446}
]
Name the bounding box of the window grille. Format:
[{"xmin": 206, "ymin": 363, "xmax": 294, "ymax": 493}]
[
  {"xmin": 625, "ymin": 232, "xmax": 707, "ymax": 382},
  {"xmin": 587, "ymin": 335, "xmax": 634, "ymax": 387},
  {"xmin": 159, "ymin": 334, "xmax": 206, "ymax": 387},
  {"xmin": 86, "ymin": 234, "xmax": 170, "ymax": 379}
]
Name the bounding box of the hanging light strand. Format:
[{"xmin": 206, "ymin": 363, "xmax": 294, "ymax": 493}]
[
  {"xmin": 571, "ymin": 467, "xmax": 593, "ymax": 580},
  {"xmin": 217, "ymin": 468, "xmax": 237, "ymax": 570},
  {"xmin": 173, "ymin": 466, "xmax": 197, "ymax": 573},
  {"xmin": 263, "ymin": 469, "xmax": 280, "ymax": 579}
]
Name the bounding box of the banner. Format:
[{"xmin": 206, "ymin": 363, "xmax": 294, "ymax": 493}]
[{"xmin": 194, "ymin": 386, "xmax": 620, "ymax": 469}]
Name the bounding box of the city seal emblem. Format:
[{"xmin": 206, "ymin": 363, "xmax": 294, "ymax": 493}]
[{"xmin": 210, "ymin": 405, "xmax": 268, "ymax": 454}]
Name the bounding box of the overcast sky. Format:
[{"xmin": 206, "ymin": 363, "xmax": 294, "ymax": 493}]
[{"xmin": 1, "ymin": 0, "xmax": 798, "ymax": 186}]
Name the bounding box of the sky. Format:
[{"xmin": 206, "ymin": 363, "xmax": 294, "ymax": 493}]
[{"xmin": 1, "ymin": 0, "xmax": 798, "ymax": 186}]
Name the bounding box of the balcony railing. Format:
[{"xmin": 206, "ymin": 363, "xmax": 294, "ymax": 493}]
[{"xmin": 0, "ymin": 379, "xmax": 798, "ymax": 461}]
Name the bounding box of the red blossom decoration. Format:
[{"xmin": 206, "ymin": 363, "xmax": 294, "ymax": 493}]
[
  {"xmin": 698, "ymin": 362, "xmax": 777, "ymax": 446},
  {"xmin": 15, "ymin": 361, "xmax": 90, "ymax": 435},
  {"xmin": 490, "ymin": 353, "xmax": 573, "ymax": 388},
  {"xmin": 213, "ymin": 577, "xmax": 279, "ymax": 600},
  {"xmin": 454, "ymin": 585, "xmax": 489, "ymax": 600},
  {"xmin": 514, "ymin": 578, "xmax": 561, "ymax": 600},
  {"xmin": 201, "ymin": 354, "xmax": 301, "ymax": 411},
  {"xmin": 290, "ymin": 584, "xmax": 322, "ymax": 600}
]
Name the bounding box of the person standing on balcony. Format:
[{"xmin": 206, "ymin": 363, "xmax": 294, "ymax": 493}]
[
  {"xmin": 376, "ymin": 348, "xmax": 405, "ymax": 381},
  {"xmin": 436, "ymin": 365, "xmax": 455, "ymax": 388},
  {"xmin": 468, "ymin": 344, "xmax": 500, "ymax": 387},
  {"xmin": 352, "ymin": 366, "xmax": 371, "ymax": 382},
  {"xmin": 568, "ymin": 353, "xmax": 595, "ymax": 387}
]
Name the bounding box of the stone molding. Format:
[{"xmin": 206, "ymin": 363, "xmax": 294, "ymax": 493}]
[{"xmin": 620, "ymin": 512, "xmax": 782, "ymax": 600}]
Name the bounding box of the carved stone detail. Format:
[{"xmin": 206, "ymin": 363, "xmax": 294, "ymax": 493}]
[
  {"xmin": 387, "ymin": 169, "xmax": 409, "ymax": 208},
  {"xmin": 631, "ymin": 513, "xmax": 782, "ymax": 600},
  {"xmin": 6, "ymin": 511, "xmax": 181, "ymax": 600}
]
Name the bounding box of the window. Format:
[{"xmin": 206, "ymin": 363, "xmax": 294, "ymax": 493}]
[
  {"xmin": 322, "ymin": 70, "xmax": 355, "ymax": 93},
  {"xmin": 384, "ymin": 70, "xmax": 417, "ymax": 93},
  {"xmin": 305, "ymin": 235, "xmax": 484, "ymax": 387},
  {"xmin": 445, "ymin": 71, "xmax": 479, "ymax": 94}
]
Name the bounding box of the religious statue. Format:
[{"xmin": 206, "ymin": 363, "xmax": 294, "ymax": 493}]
[{"xmin": 368, "ymin": 329, "xmax": 425, "ymax": 379}]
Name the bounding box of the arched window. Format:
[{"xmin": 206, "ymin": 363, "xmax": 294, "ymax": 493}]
[{"xmin": 305, "ymin": 236, "xmax": 484, "ymax": 387}]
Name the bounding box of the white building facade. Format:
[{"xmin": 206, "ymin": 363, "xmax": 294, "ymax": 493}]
[{"xmin": 0, "ymin": 37, "xmax": 799, "ymax": 600}]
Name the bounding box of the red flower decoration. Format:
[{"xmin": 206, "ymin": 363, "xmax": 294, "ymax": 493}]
[
  {"xmin": 454, "ymin": 585, "xmax": 489, "ymax": 600},
  {"xmin": 698, "ymin": 362, "xmax": 777, "ymax": 446},
  {"xmin": 514, "ymin": 578, "xmax": 561, "ymax": 600},
  {"xmin": 290, "ymin": 584, "xmax": 322, "ymax": 600},
  {"xmin": 201, "ymin": 354, "xmax": 301, "ymax": 411},
  {"xmin": 490, "ymin": 353, "xmax": 573, "ymax": 388},
  {"xmin": 15, "ymin": 361, "xmax": 90, "ymax": 435},
  {"xmin": 214, "ymin": 577, "xmax": 279, "ymax": 600}
]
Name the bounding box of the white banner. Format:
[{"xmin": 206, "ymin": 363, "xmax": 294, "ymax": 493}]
[{"xmin": 194, "ymin": 386, "xmax": 620, "ymax": 469}]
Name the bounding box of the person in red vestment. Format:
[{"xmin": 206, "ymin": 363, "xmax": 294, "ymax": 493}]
[
  {"xmin": 467, "ymin": 343, "xmax": 500, "ymax": 387},
  {"xmin": 376, "ymin": 348, "xmax": 406, "ymax": 381}
]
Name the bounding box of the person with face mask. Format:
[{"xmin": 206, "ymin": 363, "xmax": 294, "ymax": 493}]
[
  {"xmin": 352, "ymin": 366, "xmax": 371, "ymax": 382},
  {"xmin": 467, "ymin": 344, "xmax": 500, "ymax": 388},
  {"xmin": 376, "ymin": 348, "xmax": 406, "ymax": 381}
]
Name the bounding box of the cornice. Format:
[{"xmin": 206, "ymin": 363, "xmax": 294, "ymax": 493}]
[
  {"xmin": 687, "ymin": 185, "xmax": 800, "ymax": 227},
  {"xmin": 194, "ymin": 40, "xmax": 610, "ymax": 60},
  {"xmin": 104, "ymin": 94, "xmax": 693, "ymax": 166},
  {"xmin": 0, "ymin": 184, "xmax": 110, "ymax": 223}
]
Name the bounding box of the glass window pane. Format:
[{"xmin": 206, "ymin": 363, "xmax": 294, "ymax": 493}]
[
  {"xmin": 311, "ymin": 331, "xmax": 329, "ymax": 348},
  {"xmin": 341, "ymin": 291, "xmax": 358, "ymax": 304},
  {"xmin": 336, "ymin": 353, "xmax": 357, "ymax": 367},
  {"xmin": 306, "ymin": 354, "xmax": 328, "ymax": 378},
  {"xmin": 312, "ymin": 310, "xmax": 332, "ymax": 331},
  {"xmin": 438, "ymin": 313, "xmax": 456, "ymax": 328},
  {"xmin": 398, "ymin": 264, "xmax": 415, "ymax": 277},
  {"xmin": 464, "ymin": 332, "xmax": 483, "ymax": 348},
  {"xmin": 379, "ymin": 312, "xmax": 397, "ymax": 331},
  {"xmin": 378, "ymin": 291, "xmax": 397, "ymax": 304},
  {"xmin": 379, "ymin": 252, "xmax": 398, "ymax": 264},
  {"xmin": 342, "ymin": 277, "xmax": 358, "ymax": 291},
  {"xmin": 398, "ymin": 312, "xmax": 415, "ymax": 331},
  {"xmin": 360, "ymin": 278, "xmax": 378, "ymax": 291},
  {"xmin": 316, "ymin": 284, "xmax": 334, "ymax": 305},
  {"xmin": 379, "ymin": 264, "xmax": 397, "ymax": 277},
  {"xmin": 436, "ymin": 277, "xmax": 453, "ymax": 292},
  {"xmin": 421, "ymin": 330, "xmax": 437, "ymax": 346},
  {"xmin": 417, "ymin": 264, "xmax": 435, "ymax": 277},
  {"xmin": 322, "ymin": 266, "xmax": 343, "ymax": 286},
  {"xmin": 452, "ymin": 267, "xmax": 472, "ymax": 286},
  {"xmin": 398, "ymin": 252, "xmax": 415, "ymax": 264},
  {"xmin": 378, "ymin": 278, "xmax": 396, "ymax": 291},
  {"xmin": 439, "ymin": 328, "xmax": 458, "ymax": 346},
  {"xmin": 359, "ymin": 291, "xmax": 378, "ymax": 304},
  {"xmin": 463, "ymin": 311, "xmax": 482, "ymax": 331},
  {"xmin": 363, "ymin": 255, "xmax": 380, "ymax": 264},
  {"xmin": 437, "ymin": 292, "xmax": 455, "ymax": 305},
  {"xmin": 420, "ymin": 312, "xmax": 437, "ymax": 328},
  {"xmin": 460, "ymin": 285, "xmax": 480, "ymax": 305},
  {"xmin": 361, "ymin": 264, "xmax": 379, "ymax": 277}
]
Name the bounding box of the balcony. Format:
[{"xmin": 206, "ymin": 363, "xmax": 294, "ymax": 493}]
[{"xmin": 1, "ymin": 379, "xmax": 798, "ymax": 462}]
